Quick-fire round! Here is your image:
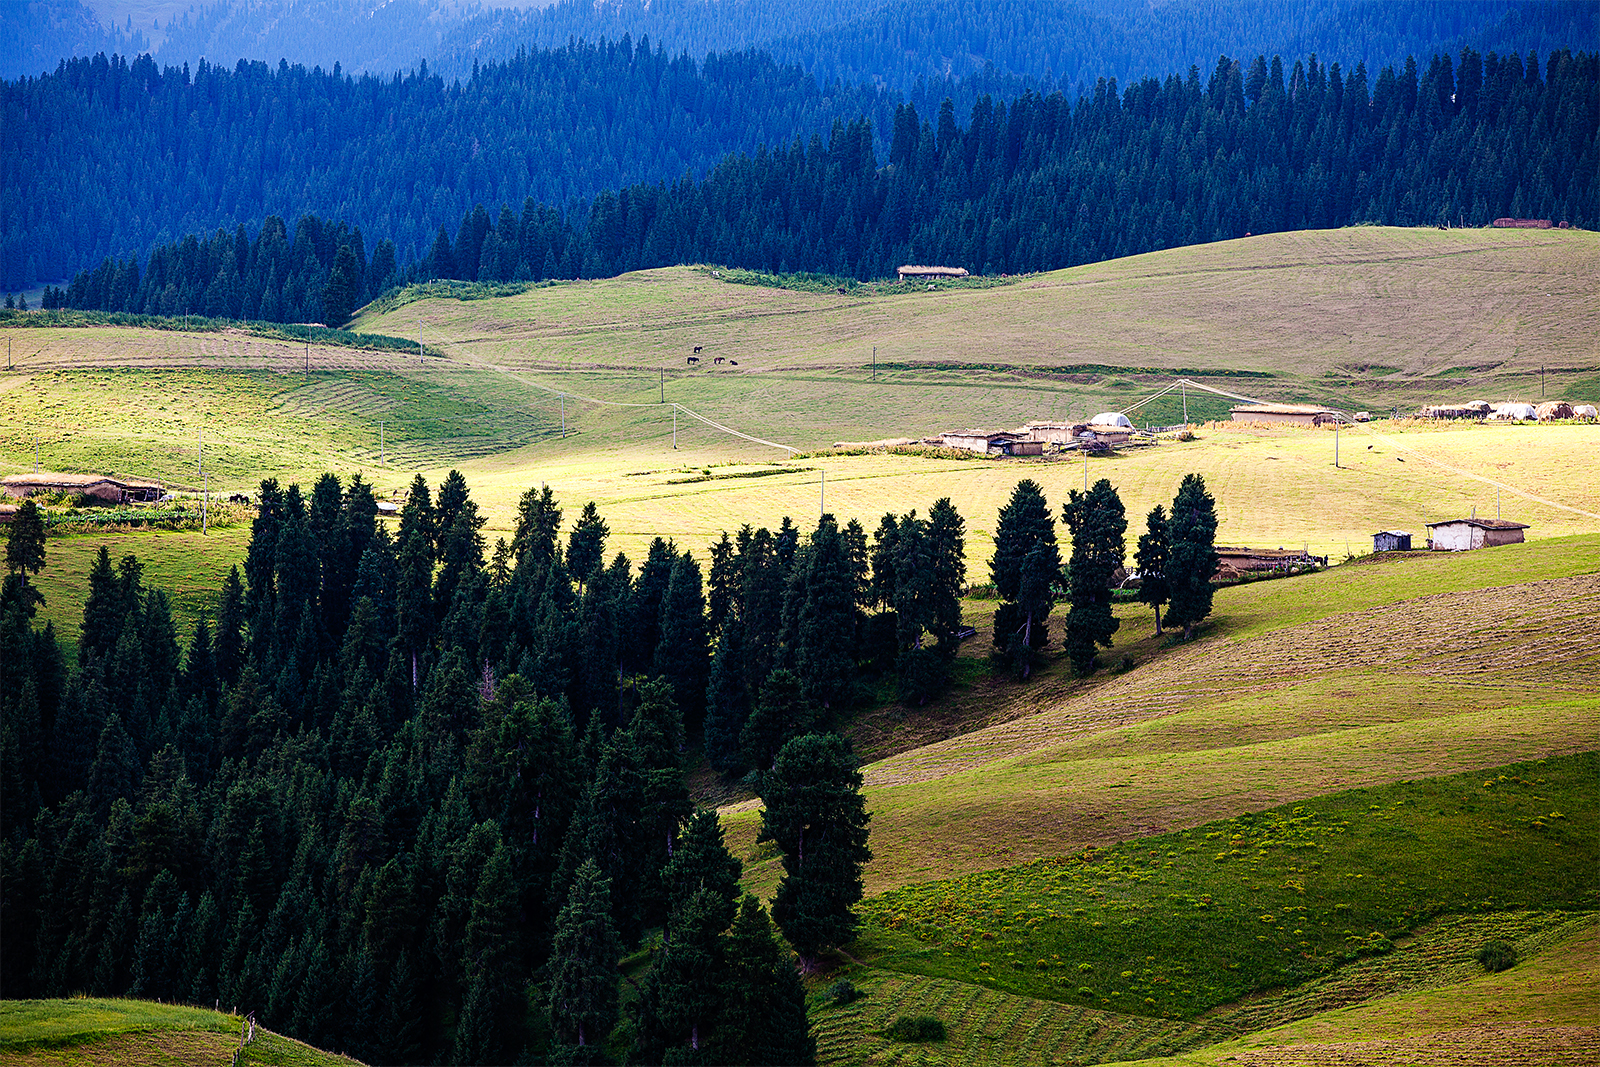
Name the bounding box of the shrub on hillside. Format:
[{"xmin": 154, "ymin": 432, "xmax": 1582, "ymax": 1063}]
[
  {"xmin": 885, "ymin": 1015, "xmax": 946, "ymax": 1042},
  {"xmin": 1476, "ymin": 940, "xmax": 1518, "ymax": 972},
  {"xmin": 825, "ymin": 979, "xmax": 861, "ymax": 1006}
]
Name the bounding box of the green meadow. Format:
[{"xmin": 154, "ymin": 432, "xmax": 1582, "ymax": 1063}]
[
  {"xmin": 3, "ymin": 225, "xmax": 1597, "ymax": 1065},
  {"xmin": 0, "ymin": 998, "xmax": 359, "ymax": 1065}
]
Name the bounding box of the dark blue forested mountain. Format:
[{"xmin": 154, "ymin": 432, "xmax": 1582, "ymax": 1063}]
[
  {"xmin": 0, "ymin": 42, "xmax": 902, "ymax": 291},
  {"xmin": 6, "ymin": 0, "xmax": 1593, "ymax": 87},
  {"xmin": 51, "ymin": 48, "xmax": 1598, "ymax": 327},
  {"xmin": 4, "ymin": 0, "xmax": 1595, "ymax": 292}
]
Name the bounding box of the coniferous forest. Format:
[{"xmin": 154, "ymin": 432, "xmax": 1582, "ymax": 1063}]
[
  {"xmin": 36, "ymin": 45, "xmax": 1598, "ymax": 321},
  {"xmin": 0, "ymin": 472, "xmax": 970, "ymax": 1061}
]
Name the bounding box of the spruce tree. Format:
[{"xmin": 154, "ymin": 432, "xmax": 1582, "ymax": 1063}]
[
  {"xmin": 1165, "ymin": 474, "xmax": 1220, "ymax": 639},
  {"xmin": 549, "ymin": 859, "xmax": 622, "ymax": 1051},
  {"xmin": 990, "ymin": 480, "xmax": 1061, "ymax": 679},
  {"xmin": 926, "ymin": 498, "xmax": 967, "ymax": 651},
  {"xmin": 627, "ymin": 538, "xmax": 676, "ymax": 676},
  {"xmin": 454, "ymin": 842, "xmax": 520, "ymax": 1065},
  {"xmin": 758, "ymin": 732, "xmax": 871, "ymax": 971},
  {"xmin": 320, "ymin": 243, "xmax": 361, "ymax": 325},
  {"xmin": 78, "ymin": 546, "xmax": 120, "ymax": 666},
  {"xmin": 702, "ymin": 615, "xmax": 749, "ymax": 774},
  {"xmin": 1061, "ymin": 478, "xmax": 1128, "ymax": 674},
  {"xmin": 719, "ymin": 895, "xmax": 815, "ymax": 1066},
  {"xmin": 653, "ymin": 551, "xmax": 709, "ymax": 728},
  {"xmin": 705, "ymin": 531, "xmax": 739, "ymax": 639},
  {"xmin": 661, "ymin": 809, "xmax": 742, "ymax": 928},
  {"xmin": 511, "ymin": 484, "xmax": 562, "ymax": 566},
  {"xmin": 567, "ymin": 501, "xmax": 609, "ymax": 585},
  {"xmin": 792, "ymin": 516, "xmax": 858, "ymax": 709},
  {"xmin": 739, "ymin": 668, "xmax": 814, "ymax": 772},
  {"xmin": 4, "ymin": 498, "xmax": 47, "ymax": 606},
  {"xmin": 1135, "ymin": 505, "xmax": 1171, "ymax": 636}
]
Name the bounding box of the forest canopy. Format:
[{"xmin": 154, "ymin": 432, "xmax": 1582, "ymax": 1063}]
[{"xmin": 46, "ymin": 46, "xmax": 1599, "ymax": 325}]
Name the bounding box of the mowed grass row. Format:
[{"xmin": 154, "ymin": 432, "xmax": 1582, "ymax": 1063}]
[
  {"xmin": 852, "ymin": 754, "xmax": 1597, "ymax": 1019},
  {"xmin": 813, "ymin": 911, "xmax": 1599, "ymax": 1067},
  {"xmin": 1142, "ymin": 923, "xmax": 1600, "ymax": 1067}
]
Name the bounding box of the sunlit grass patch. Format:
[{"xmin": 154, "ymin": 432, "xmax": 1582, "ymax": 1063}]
[{"xmin": 854, "ymin": 754, "xmax": 1598, "ymax": 1019}]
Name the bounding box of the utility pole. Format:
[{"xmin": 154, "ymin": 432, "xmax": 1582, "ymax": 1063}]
[
  {"xmin": 1334, "ymin": 420, "xmax": 1340, "ymax": 468},
  {"xmin": 672, "ymin": 405, "xmax": 677, "ymax": 449},
  {"xmin": 198, "ymin": 427, "xmax": 203, "ymax": 477},
  {"xmin": 380, "ymin": 421, "xmax": 385, "ymax": 465},
  {"xmin": 660, "ymin": 369, "xmax": 665, "ymax": 404},
  {"xmin": 203, "ymin": 470, "xmax": 208, "ymax": 535},
  {"xmin": 1182, "ymin": 380, "xmax": 1188, "ymax": 424}
]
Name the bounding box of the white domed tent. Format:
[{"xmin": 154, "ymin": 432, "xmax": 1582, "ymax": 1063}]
[
  {"xmin": 1573, "ymin": 404, "xmax": 1598, "ymax": 419},
  {"xmin": 1089, "ymin": 411, "xmax": 1134, "ymax": 428},
  {"xmin": 1491, "ymin": 402, "xmax": 1537, "ymax": 420}
]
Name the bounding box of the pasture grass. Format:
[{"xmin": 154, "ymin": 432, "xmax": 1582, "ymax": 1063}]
[
  {"xmin": 0, "ymin": 999, "xmax": 234, "ymax": 1051},
  {"xmin": 810, "ymin": 911, "xmax": 1597, "ymax": 1066},
  {"xmin": 0, "ymin": 998, "xmax": 360, "ymax": 1065},
  {"xmin": 349, "ymin": 227, "xmax": 1599, "ymax": 394},
  {"xmin": 31, "ymin": 526, "xmax": 253, "ymax": 652},
  {"xmin": 1135, "ymin": 923, "xmax": 1600, "ymax": 1066},
  {"xmin": 852, "ymin": 753, "xmax": 1597, "ymax": 1019},
  {"xmin": 723, "ymin": 537, "xmax": 1600, "ymax": 899}
]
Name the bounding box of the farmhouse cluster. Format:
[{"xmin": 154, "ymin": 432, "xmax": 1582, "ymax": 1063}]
[{"xmin": 929, "ymin": 414, "xmax": 1142, "ymax": 456}]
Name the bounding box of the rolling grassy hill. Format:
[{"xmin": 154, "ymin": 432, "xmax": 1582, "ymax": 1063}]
[
  {"xmin": 0, "ymin": 998, "xmax": 361, "ymax": 1066},
  {"xmin": 720, "ymin": 535, "xmax": 1600, "ymax": 898},
  {"xmin": 2, "ymin": 225, "xmax": 1595, "ymax": 1063},
  {"xmin": 770, "ymin": 536, "xmax": 1597, "ymax": 1064}
]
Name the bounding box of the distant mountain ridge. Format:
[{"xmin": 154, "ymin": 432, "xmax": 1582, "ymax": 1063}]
[{"xmin": 6, "ymin": 0, "xmax": 1593, "ymax": 86}]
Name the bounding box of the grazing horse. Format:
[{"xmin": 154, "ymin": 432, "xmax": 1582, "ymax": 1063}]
[
  {"xmin": 713, "ymin": 356, "xmax": 725, "ymax": 365},
  {"xmin": 728, "ymin": 360, "xmax": 738, "ymax": 366},
  {"xmin": 693, "ymin": 345, "xmax": 703, "ymax": 354},
  {"xmin": 687, "ymin": 355, "xmax": 699, "ymax": 364}
]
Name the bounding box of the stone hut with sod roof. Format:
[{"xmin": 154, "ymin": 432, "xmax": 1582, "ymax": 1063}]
[{"xmin": 1424, "ymin": 518, "xmax": 1529, "ymax": 551}]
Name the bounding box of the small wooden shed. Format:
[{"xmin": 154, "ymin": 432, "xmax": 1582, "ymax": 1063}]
[
  {"xmin": 2, "ymin": 472, "xmax": 164, "ymax": 504},
  {"xmin": 939, "ymin": 429, "xmax": 1026, "ymax": 455},
  {"xmin": 897, "ymin": 265, "xmax": 970, "ymax": 281},
  {"xmin": 1230, "ymin": 404, "xmax": 1341, "ymax": 427},
  {"xmin": 1372, "ymin": 530, "xmax": 1413, "ymax": 552},
  {"xmin": 1425, "ymin": 518, "xmax": 1528, "ymax": 551}
]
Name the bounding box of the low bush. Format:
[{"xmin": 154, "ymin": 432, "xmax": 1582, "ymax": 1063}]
[
  {"xmin": 825, "ymin": 979, "xmax": 860, "ymax": 1006},
  {"xmin": 885, "ymin": 1015, "xmax": 946, "ymax": 1042},
  {"xmin": 1476, "ymin": 939, "xmax": 1518, "ymax": 972}
]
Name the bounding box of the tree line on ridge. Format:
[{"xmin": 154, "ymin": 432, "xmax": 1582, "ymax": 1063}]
[{"xmin": 36, "ymin": 45, "xmax": 1598, "ymax": 321}]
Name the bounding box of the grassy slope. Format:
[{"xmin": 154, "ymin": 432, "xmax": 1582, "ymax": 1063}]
[
  {"xmin": 348, "ymin": 227, "xmax": 1598, "ymax": 385},
  {"xmin": 723, "ymin": 535, "xmax": 1600, "ymax": 899},
  {"xmin": 812, "ymin": 911, "xmax": 1598, "ymax": 1066},
  {"xmin": 0, "ymin": 999, "xmax": 359, "ymax": 1066},
  {"xmin": 1134, "ymin": 923, "xmax": 1600, "ymax": 1066},
  {"xmin": 6, "ymin": 227, "xmax": 1598, "ymax": 575}
]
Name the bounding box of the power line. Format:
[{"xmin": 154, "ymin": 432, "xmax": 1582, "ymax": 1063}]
[{"xmin": 1120, "ymin": 377, "xmax": 1600, "ymax": 522}]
